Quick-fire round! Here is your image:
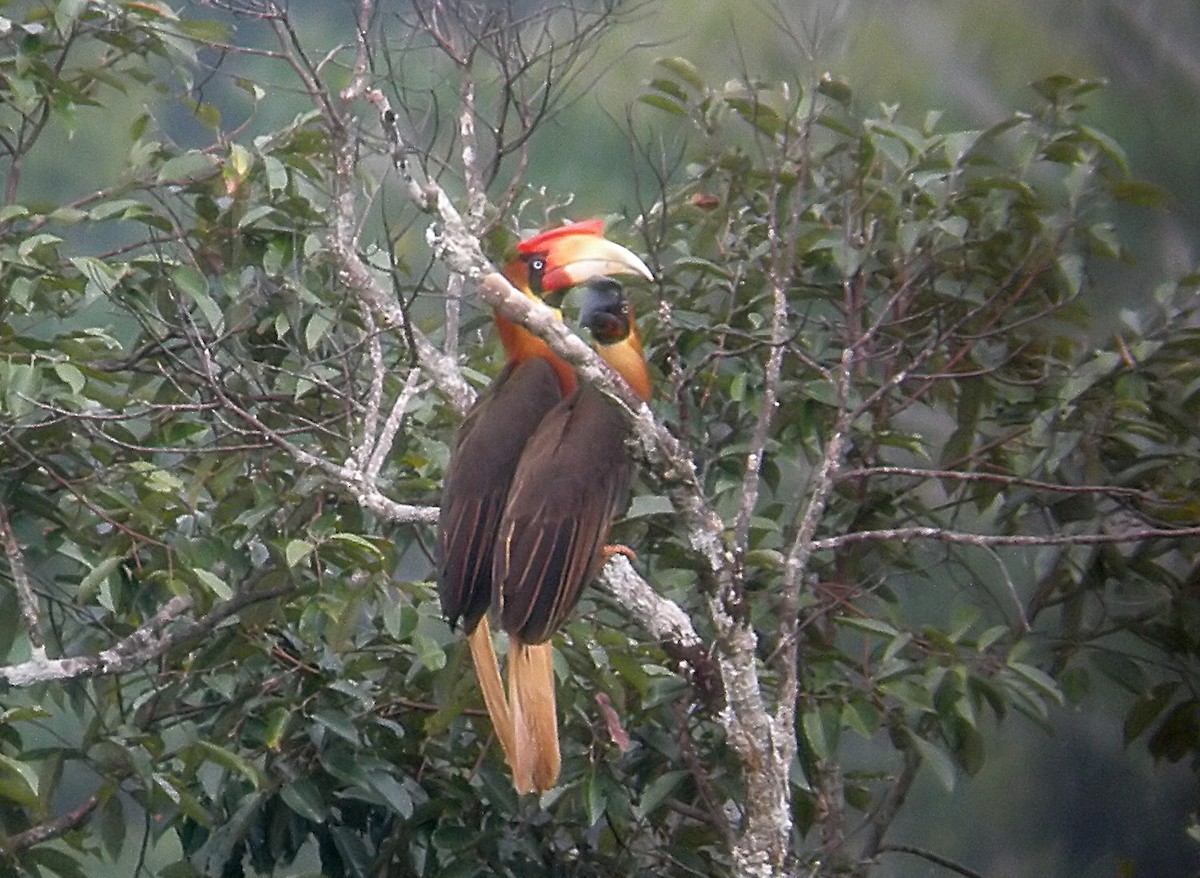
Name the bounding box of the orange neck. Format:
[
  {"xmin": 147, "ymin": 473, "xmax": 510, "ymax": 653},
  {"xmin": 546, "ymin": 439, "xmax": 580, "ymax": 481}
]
[
  {"xmin": 596, "ymin": 329, "xmax": 651, "ymax": 402},
  {"xmin": 498, "ymin": 257, "xmax": 577, "ymax": 396},
  {"xmin": 495, "ymin": 312, "xmax": 577, "ymax": 395}
]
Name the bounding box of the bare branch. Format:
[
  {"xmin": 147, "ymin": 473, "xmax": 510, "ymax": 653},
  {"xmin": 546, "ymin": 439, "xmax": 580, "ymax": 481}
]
[
  {"xmin": 189, "ymin": 324, "xmax": 437, "ymax": 524},
  {"xmin": 365, "ymin": 369, "xmax": 431, "ymax": 486},
  {"xmin": 810, "ymin": 523, "xmax": 1200, "ymax": 552},
  {"xmin": 355, "ymin": 307, "xmax": 387, "ymax": 474},
  {"xmin": 2, "ymin": 795, "xmax": 99, "ymax": 855},
  {"xmin": 839, "ymin": 465, "xmax": 1161, "ymax": 504},
  {"xmin": 1, "ymin": 596, "xmax": 193, "ymax": 686},
  {"xmin": 0, "ymin": 577, "xmax": 303, "ymax": 688},
  {"xmin": 599, "ymin": 555, "xmax": 724, "ymax": 709},
  {"xmin": 0, "ymin": 502, "xmax": 45, "ymax": 657}
]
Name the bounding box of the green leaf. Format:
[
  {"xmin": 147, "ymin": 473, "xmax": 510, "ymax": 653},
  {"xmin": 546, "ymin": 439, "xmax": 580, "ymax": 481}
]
[
  {"xmin": 413, "ymin": 633, "xmax": 447, "ymax": 672},
  {"xmin": 835, "ymin": 616, "xmax": 899, "ymax": 638},
  {"xmin": 624, "ymin": 495, "xmax": 674, "ymax": 519},
  {"xmin": 157, "ymin": 151, "xmax": 219, "ymax": 183},
  {"xmin": 177, "ymin": 18, "xmax": 231, "ymax": 43},
  {"xmin": 584, "ymin": 769, "xmax": 608, "ymax": 826},
  {"xmin": 55, "ymin": 0, "xmax": 89, "ymax": 35},
  {"xmin": 172, "ymin": 265, "xmax": 223, "ymax": 331},
  {"xmin": 52, "ymin": 362, "xmax": 86, "ymax": 394},
  {"xmin": 305, "ymin": 312, "xmax": 331, "ymax": 351},
  {"xmin": 0, "ymin": 753, "xmax": 40, "ymax": 806},
  {"xmin": 638, "ymin": 93, "xmax": 687, "ymax": 116},
  {"xmin": 655, "ymin": 56, "xmax": 705, "ymax": 91},
  {"xmin": 329, "ymin": 532, "xmax": 386, "ymax": 560},
  {"xmin": 99, "ymin": 789, "xmax": 126, "ymax": 860},
  {"xmin": 367, "ymin": 770, "xmax": 413, "ymax": 818},
  {"xmin": 193, "ymin": 568, "xmax": 232, "ymax": 601},
  {"xmin": 312, "ymin": 709, "xmax": 360, "ymax": 745},
  {"xmin": 635, "ymin": 769, "xmax": 688, "ymax": 818},
  {"xmin": 194, "ymin": 741, "xmax": 264, "ymax": 787},
  {"xmin": 25, "ymin": 847, "xmax": 88, "ymax": 878},
  {"xmin": 842, "ymin": 698, "xmax": 880, "ymax": 739},
  {"xmin": 18, "ymin": 233, "xmax": 63, "ymax": 262},
  {"xmin": 648, "ymin": 77, "xmax": 690, "ymax": 104},
  {"xmin": 1007, "ymin": 661, "xmax": 1064, "ymax": 706},
  {"xmin": 280, "ymin": 777, "xmax": 325, "ymax": 822},
  {"xmin": 910, "ymin": 734, "xmax": 957, "ymax": 792},
  {"xmin": 801, "ymin": 707, "xmax": 840, "ymax": 763},
  {"xmin": 1124, "ymin": 683, "xmax": 1178, "ymax": 745},
  {"xmin": 285, "ymin": 539, "xmax": 314, "ymax": 568},
  {"xmin": 77, "ymin": 556, "xmax": 123, "ymax": 603},
  {"xmin": 1109, "ymin": 179, "xmax": 1170, "ymax": 209}
]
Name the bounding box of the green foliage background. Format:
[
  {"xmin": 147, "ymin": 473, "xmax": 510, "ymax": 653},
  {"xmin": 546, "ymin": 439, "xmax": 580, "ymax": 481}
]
[{"xmin": 1, "ymin": 2, "xmax": 1198, "ymax": 877}]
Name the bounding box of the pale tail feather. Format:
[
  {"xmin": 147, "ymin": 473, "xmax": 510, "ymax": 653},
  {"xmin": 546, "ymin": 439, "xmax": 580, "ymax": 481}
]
[
  {"xmin": 467, "ymin": 617, "xmax": 517, "ymax": 775},
  {"xmin": 508, "ymin": 640, "xmax": 560, "ymax": 793}
]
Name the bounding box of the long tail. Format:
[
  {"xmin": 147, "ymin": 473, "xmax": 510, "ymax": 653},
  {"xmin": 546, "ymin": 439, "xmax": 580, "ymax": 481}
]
[
  {"xmin": 466, "ymin": 616, "xmax": 517, "ymax": 774},
  {"xmin": 508, "ymin": 640, "xmax": 560, "ymax": 793}
]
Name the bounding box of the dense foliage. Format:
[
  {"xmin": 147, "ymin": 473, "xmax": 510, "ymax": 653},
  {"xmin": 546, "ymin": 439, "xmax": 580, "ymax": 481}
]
[{"xmin": 0, "ymin": 3, "xmax": 1196, "ymax": 877}]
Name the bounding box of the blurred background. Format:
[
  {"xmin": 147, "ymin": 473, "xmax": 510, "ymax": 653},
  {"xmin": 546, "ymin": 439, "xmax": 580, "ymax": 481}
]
[
  {"xmin": 19, "ymin": 0, "xmax": 1198, "ymax": 875},
  {"xmin": 475, "ymin": 3, "xmax": 1200, "ymax": 874}
]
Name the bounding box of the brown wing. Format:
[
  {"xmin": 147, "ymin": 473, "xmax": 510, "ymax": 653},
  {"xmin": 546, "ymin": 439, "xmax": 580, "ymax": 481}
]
[
  {"xmin": 493, "ymin": 385, "xmax": 632, "ymax": 644},
  {"xmin": 437, "ymin": 357, "xmax": 562, "ymax": 633}
]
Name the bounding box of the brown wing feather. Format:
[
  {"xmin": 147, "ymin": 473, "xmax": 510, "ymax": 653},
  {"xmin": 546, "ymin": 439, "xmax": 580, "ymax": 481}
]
[
  {"xmin": 494, "ymin": 386, "xmax": 632, "ymax": 643},
  {"xmin": 437, "ymin": 357, "xmax": 562, "ymax": 633}
]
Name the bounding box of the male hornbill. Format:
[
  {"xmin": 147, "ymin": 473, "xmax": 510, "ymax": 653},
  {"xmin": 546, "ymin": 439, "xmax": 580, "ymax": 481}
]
[
  {"xmin": 494, "ymin": 276, "xmax": 650, "ymax": 792},
  {"xmin": 437, "ymin": 223, "xmax": 651, "ymax": 791}
]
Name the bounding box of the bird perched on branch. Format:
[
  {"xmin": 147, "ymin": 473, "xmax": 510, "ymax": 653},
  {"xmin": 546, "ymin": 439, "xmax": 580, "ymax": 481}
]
[
  {"xmin": 494, "ymin": 275, "xmax": 651, "ymax": 792},
  {"xmin": 437, "ymin": 223, "xmax": 651, "ymax": 792}
]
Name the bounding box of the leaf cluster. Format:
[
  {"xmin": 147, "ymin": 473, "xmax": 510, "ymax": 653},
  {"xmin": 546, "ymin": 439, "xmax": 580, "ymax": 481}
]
[{"xmin": 0, "ymin": 4, "xmax": 1197, "ymax": 878}]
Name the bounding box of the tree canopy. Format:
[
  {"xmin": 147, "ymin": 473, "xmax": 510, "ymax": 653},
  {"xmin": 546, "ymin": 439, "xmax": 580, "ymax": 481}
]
[{"xmin": 1, "ymin": 2, "xmax": 1198, "ymax": 877}]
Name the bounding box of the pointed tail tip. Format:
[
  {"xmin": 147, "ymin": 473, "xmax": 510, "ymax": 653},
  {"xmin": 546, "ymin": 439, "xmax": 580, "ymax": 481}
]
[
  {"xmin": 466, "ymin": 618, "xmax": 518, "ymax": 776},
  {"xmin": 508, "ymin": 640, "xmax": 561, "ymax": 794}
]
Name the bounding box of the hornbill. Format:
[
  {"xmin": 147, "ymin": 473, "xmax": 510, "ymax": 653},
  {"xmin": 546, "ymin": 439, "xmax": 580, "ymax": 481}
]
[
  {"xmin": 437, "ymin": 223, "xmax": 651, "ymax": 792},
  {"xmin": 494, "ymin": 276, "xmax": 650, "ymax": 792}
]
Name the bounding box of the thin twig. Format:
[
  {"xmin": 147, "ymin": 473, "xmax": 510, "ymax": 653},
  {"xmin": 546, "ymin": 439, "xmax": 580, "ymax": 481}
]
[
  {"xmin": 876, "ymin": 844, "xmax": 989, "ymax": 878},
  {"xmin": 810, "ymin": 523, "xmax": 1200, "ymax": 552}
]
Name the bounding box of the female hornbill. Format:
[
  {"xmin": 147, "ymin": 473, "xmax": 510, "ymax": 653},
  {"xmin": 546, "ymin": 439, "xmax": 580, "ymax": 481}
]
[
  {"xmin": 494, "ymin": 276, "xmax": 650, "ymax": 792},
  {"xmin": 437, "ymin": 223, "xmax": 651, "ymax": 791}
]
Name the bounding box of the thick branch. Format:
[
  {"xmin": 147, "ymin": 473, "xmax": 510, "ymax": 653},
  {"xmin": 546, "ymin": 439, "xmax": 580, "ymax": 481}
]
[
  {"xmin": 1, "ymin": 582, "xmax": 295, "ymax": 687},
  {"xmin": 598, "ymin": 555, "xmax": 724, "ymax": 710},
  {"xmin": 364, "ymin": 82, "xmax": 802, "ymax": 878}
]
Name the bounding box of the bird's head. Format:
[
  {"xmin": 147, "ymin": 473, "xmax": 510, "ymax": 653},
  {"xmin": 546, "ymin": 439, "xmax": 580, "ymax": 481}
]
[
  {"xmin": 579, "ymin": 276, "xmax": 651, "ymax": 402},
  {"xmin": 505, "ymin": 220, "xmax": 652, "ymax": 305}
]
